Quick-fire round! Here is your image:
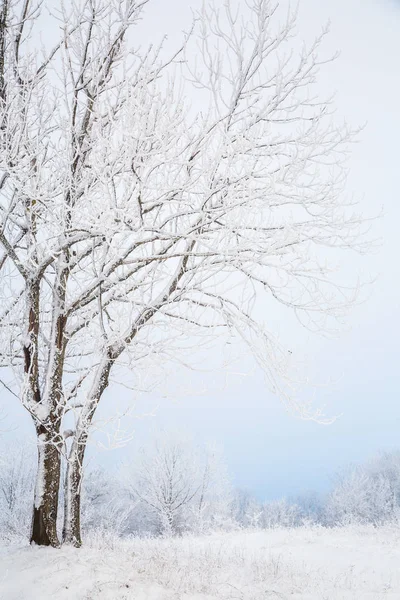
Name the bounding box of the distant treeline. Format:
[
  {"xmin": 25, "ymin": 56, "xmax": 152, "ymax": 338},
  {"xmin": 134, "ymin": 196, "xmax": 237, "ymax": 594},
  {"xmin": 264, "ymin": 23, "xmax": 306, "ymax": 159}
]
[{"xmin": 1, "ymin": 434, "xmax": 400, "ymax": 542}]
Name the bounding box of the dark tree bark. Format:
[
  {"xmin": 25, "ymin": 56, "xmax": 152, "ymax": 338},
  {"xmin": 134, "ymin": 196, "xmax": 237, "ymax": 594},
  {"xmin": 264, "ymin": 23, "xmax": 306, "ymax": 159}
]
[{"xmin": 30, "ymin": 426, "xmax": 62, "ymax": 547}]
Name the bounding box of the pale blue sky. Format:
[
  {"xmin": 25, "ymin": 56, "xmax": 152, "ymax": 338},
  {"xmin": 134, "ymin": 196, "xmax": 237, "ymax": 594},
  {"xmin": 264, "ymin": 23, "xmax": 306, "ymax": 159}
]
[
  {"xmin": 1, "ymin": 0, "xmax": 399, "ymax": 501},
  {"xmin": 99, "ymin": 0, "xmax": 400, "ymax": 500}
]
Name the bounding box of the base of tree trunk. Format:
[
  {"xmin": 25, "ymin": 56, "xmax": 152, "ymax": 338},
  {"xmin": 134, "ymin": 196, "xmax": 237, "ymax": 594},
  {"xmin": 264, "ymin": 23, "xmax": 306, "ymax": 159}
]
[
  {"xmin": 62, "ymin": 532, "xmax": 82, "ymax": 548},
  {"xmin": 30, "ymin": 425, "xmax": 62, "ymax": 548},
  {"xmin": 30, "ymin": 506, "xmax": 60, "ymax": 547},
  {"xmin": 62, "ymin": 490, "xmax": 83, "ymax": 547},
  {"xmin": 63, "ymin": 437, "xmax": 87, "ymax": 548}
]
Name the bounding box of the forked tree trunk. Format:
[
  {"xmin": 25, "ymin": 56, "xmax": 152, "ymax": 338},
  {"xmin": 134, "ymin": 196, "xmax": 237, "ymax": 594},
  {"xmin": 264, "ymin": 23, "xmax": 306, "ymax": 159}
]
[
  {"xmin": 63, "ymin": 437, "xmax": 87, "ymax": 547},
  {"xmin": 30, "ymin": 426, "xmax": 62, "ymax": 547}
]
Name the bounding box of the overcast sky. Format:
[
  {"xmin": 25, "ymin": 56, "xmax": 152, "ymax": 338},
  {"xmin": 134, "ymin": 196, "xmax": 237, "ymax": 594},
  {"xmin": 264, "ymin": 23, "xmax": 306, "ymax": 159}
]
[{"xmin": 2, "ymin": 0, "xmax": 399, "ymax": 501}]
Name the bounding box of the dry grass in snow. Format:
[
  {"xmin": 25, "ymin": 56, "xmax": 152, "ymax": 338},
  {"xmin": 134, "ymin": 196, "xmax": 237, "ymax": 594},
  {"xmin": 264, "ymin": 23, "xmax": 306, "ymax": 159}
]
[{"xmin": 1, "ymin": 526, "xmax": 400, "ymax": 599}]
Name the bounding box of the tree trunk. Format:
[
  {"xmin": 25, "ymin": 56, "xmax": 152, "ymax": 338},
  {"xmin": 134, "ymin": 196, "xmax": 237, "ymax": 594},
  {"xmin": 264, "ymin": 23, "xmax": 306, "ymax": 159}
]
[
  {"xmin": 30, "ymin": 428, "xmax": 62, "ymax": 547},
  {"xmin": 63, "ymin": 357, "xmax": 113, "ymax": 546},
  {"xmin": 161, "ymin": 507, "xmax": 175, "ymax": 537},
  {"xmin": 63, "ymin": 438, "xmax": 86, "ymax": 547}
]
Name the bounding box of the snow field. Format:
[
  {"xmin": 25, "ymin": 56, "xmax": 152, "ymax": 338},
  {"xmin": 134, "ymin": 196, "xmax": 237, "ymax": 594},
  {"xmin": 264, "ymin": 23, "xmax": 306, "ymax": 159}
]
[{"xmin": 1, "ymin": 526, "xmax": 400, "ymax": 599}]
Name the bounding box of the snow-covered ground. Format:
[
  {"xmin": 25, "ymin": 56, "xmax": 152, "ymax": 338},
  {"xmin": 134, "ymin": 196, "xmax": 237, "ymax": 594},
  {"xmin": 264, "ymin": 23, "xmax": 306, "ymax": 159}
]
[{"xmin": 1, "ymin": 526, "xmax": 399, "ymax": 599}]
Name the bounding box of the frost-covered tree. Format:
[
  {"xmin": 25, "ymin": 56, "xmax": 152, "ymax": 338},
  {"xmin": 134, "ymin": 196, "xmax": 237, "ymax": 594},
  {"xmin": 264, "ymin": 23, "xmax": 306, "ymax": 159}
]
[
  {"xmin": 129, "ymin": 435, "xmax": 198, "ymax": 536},
  {"xmin": 261, "ymin": 498, "xmax": 300, "ymax": 529},
  {"xmin": 81, "ymin": 467, "xmax": 134, "ymax": 538},
  {"xmin": 0, "ymin": 0, "xmax": 367, "ymax": 546},
  {"xmin": 127, "ymin": 433, "xmax": 209, "ymax": 536},
  {"xmin": 83, "ymin": 440, "xmax": 232, "ymax": 538},
  {"xmin": 292, "ymin": 490, "xmax": 324, "ymax": 525},
  {"xmin": 231, "ymin": 488, "xmax": 256, "ymax": 526},
  {"xmin": 326, "ymin": 453, "xmax": 400, "ymax": 526},
  {"xmin": 231, "ymin": 489, "xmax": 263, "ymax": 528}
]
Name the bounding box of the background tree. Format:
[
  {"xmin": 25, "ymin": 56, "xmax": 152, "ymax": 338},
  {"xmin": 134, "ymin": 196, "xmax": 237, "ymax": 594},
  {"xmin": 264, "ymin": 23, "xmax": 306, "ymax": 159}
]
[
  {"xmin": 188, "ymin": 443, "xmax": 233, "ymax": 534},
  {"xmin": 0, "ymin": 441, "xmax": 35, "ymax": 541},
  {"xmin": 0, "ymin": 0, "xmax": 367, "ymax": 546},
  {"xmin": 260, "ymin": 498, "xmax": 300, "ymax": 529},
  {"xmin": 325, "ymin": 453, "xmax": 400, "ymax": 526},
  {"xmin": 80, "ymin": 467, "xmax": 134, "ymax": 539},
  {"xmin": 127, "ymin": 433, "xmax": 203, "ymax": 536}
]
